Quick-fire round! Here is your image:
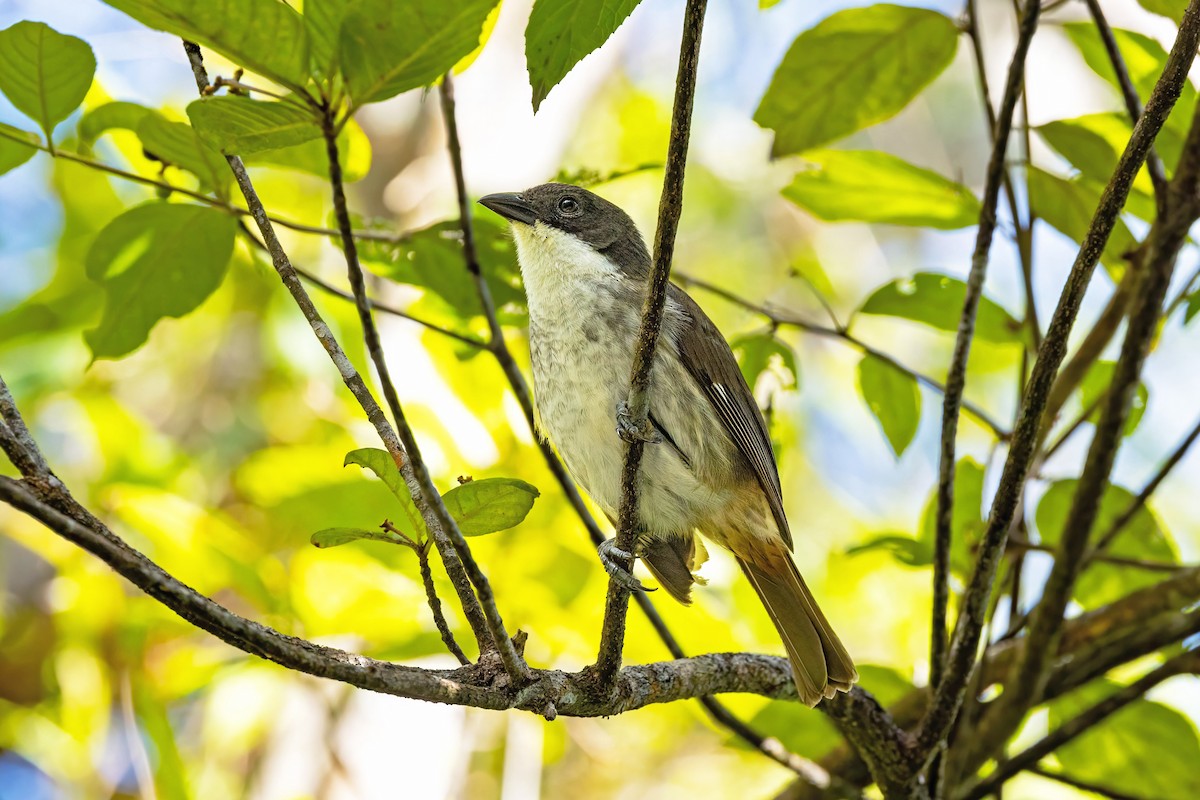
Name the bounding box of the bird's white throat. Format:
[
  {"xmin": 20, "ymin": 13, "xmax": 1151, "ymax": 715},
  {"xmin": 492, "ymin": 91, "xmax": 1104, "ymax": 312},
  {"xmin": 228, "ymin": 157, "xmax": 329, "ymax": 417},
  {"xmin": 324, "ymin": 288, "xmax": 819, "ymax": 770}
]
[{"xmin": 510, "ymin": 222, "xmax": 621, "ymax": 322}]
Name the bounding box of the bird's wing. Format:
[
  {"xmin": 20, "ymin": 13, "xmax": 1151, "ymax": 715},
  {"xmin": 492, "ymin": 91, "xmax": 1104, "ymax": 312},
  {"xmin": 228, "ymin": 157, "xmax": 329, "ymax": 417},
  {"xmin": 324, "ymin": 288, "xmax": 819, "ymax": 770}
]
[{"xmin": 668, "ymin": 283, "xmax": 792, "ymax": 548}]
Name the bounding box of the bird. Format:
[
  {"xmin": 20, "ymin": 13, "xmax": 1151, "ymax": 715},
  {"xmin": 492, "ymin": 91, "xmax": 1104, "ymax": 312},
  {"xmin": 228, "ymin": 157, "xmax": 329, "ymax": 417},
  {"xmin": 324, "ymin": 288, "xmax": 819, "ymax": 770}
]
[{"xmin": 479, "ymin": 183, "xmax": 857, "ymax": 706}]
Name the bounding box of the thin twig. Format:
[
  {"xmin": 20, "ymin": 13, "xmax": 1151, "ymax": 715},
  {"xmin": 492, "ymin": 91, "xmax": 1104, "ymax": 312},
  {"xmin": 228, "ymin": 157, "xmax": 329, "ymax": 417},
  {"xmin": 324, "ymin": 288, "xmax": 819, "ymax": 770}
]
[
  {"xmin": 179, "ymin": 42, "xmax": 502, "ymax": 659},
  {"xmin": 960, "ymin": 651, "xmax": 1200, "ymax": 800},
  {"xmin": 916, "ymin": 0, "xmax": 1200, "ymax": 761},
  {"xmin": 1027, "ymin": 767, "xmax": 1151, "ymax": 800},
  {"xmin": 594, "ymin": 0, "xmax": 708, "ymax": 682},
  {"xmin": 1007, "ymin": 539, "xmax": 1188, "ymax": 572},
  {"xmin": 672, "ymin": 273, "xmax": 1010, "ymax": 439},
  {"xmin": 380, "ymin": 520, "xmax": 470, "ymax": 665},
  {"xmin": 315, "ymin": 101, "xmax": 529, "ymax": 683},
  {"xmin": 1089, "ymin": 413, "xmax": 1200, "ymax": 557},
  {"xmin": 932, "ymin": 0, "xmax": 1040, "ymax": 708}
]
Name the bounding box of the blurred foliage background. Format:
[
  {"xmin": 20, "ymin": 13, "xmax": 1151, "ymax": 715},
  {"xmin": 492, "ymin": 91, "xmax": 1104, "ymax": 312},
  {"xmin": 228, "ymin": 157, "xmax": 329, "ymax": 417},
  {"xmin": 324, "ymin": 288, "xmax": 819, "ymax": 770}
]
[{"xmin": 1, "ymin": 0, "xmax": 1199, "ymax": 798}]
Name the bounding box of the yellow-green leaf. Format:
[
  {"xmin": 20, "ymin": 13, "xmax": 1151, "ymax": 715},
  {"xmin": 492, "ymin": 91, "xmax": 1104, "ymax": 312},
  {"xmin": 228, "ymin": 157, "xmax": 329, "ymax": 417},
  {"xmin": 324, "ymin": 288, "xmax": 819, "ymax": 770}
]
[
  {"xmin": 525, "ymin": 0, "xmax": 643, "ymax": 112},
  {"xmin": 188, "ymin": 96, "xmax": 322, "ymax": 155},
  {"xmin": 0, "ymin": 122, "xmax": 39, "ymax": 175},
  {"xmin": 0, "ymin": 21, "xmax": 95, "ymax": 142},
  {"xmin": 859, "ymin": 273, "xmax": 1023, "ymax": 344},
  {"xmin": 783, "ymin": 150, "xmax": 980, "ymax": 229},
  {"xmin": 441, "ymin": 477, "xmax": 540, "ymax": 536},
  {"xmin": 856, "ymin": 354, "xmax": 920, "ymax": 458}
]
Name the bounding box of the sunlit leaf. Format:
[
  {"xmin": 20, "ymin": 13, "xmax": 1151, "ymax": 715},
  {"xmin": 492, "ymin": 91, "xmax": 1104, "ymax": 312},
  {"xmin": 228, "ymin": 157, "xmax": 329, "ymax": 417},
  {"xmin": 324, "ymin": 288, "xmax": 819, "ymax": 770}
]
[
  {"xmin": 846, "ymin": 531, "xmax": 932, "ymax": 567},
  {"xmin": 243, "ymin": 116, "xmax": 371, "ymax": 181},
  {"xmin": 0, "ymin": 122, "xmax": 39, "ymax": 175},
  {"xmin": 525, "ymin": 0, "xmax": 643, "ymax": 112},
  {"xmin": 1049, "ymin": 680, "xmax": 1200, "ymax": 800},
  {"xmin": 343, "ymin": 447, "xmax": 407, "ymax": 502},
  {"xmin": 783, "ymin": 150, "xmax": 980, "ymax": 229},
  {"xmin": 188, "ymin": 96, "xmax": 322, "ymax": 155},
  {"xmin": 0, "ymin": 21, "xmax": 96, "ymax": 142},
  {"xmin": 136, "ymin": 114, "xmax": 228, "ymax": 192},
  {"xmin": 339, "ymin": 0, "xmax": 500, "ymax": 106},
  {"xmin": 78, "ymin": 101, "xmax": 154, "ymax": 145},
  {"xmin": 755, "ymin": 5, "xmax": 957, "ymax": 156},
  {"xmin": 84, "ymin": 203, "xmax": 237, "ymax": 359},
  {"xmin": 856, "ymin": 355, "xmax": 920, "ymax": 457},
  {"xmin": 310, "ymin": 527, "xmax": 405, "ymax": 548},
  {"xmin": 1028, "ymin": 167, "xmax": 1137, "ymax": 277},
  {"xmin": 1185, "ymin": 290, "xmax": 1200, "ymax": 324},
  {"xmin": 100, "ymin": 0, "xmax": 311, "ymax": 91},
  {"xmin": 732, "ymin": 331, "xmax": 799, "ymax": 393},
  {"xmin": 917, "ymin": 457, "xmax": 986, "ymax": 576},
  {"xmin": 303, "ymin": 0, "xmax": 351, "ymax": 79},
  {"xmin": 1035, "ymin": 481, "xmax": 1178, "ymax": 608},
  {"xmin": 858, "ymin": 272, "xmax": 1023, "ymax": 344},
  {"xmin": 441, "ymin": 477, "xmax": 540, "ymax": 536},
  {"xmin": 1137, "ymin": 0, "xmax": 1189, "ymax": 21},
  {"xmin": 1080, "ymin": 360, "xmax": 1148, "ymax": 436}
]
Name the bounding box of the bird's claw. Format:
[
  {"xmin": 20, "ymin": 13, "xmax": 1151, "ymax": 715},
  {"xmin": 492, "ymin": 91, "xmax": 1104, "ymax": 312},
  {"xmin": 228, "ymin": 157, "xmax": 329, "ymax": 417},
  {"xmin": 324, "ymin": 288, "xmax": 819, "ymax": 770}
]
[
  {"xmin": 615, "ymin": 401, "xmax": 662, "ymax": 445},
  {"xmin": 598, "ymin": 538, "xmax": 650, "ymax": 593}
]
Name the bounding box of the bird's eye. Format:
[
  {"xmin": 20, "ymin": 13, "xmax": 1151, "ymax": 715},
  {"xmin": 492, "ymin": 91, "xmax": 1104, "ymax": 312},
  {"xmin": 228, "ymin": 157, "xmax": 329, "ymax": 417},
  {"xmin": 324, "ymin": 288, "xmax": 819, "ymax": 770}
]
[{"xmin": 558, "ymin": 196, "xmax": 580, "ymax": 215}]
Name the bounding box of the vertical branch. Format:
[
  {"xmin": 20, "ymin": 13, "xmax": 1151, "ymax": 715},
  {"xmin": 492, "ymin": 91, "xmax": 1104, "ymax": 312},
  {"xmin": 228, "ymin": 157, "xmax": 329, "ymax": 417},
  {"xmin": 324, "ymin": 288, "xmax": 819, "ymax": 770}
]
[
  {"xmin": 916, "ymin": 0, "xmax": 1200, "ymax": 758},
  {"xmin": 593, "ymin": 0, "xmax": 708, "ymax": 681},
  {"xmin": 931, "ymin": 0, "xmax": 1040, "ymax": 690}
]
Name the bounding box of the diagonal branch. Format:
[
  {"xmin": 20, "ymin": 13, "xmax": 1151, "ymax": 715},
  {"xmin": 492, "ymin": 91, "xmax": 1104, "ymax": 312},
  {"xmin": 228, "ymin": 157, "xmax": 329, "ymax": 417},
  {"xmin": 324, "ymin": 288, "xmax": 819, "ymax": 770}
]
[
  {"xmin": 916, "ymin": 0, "xmax": 1200, "ymax": 761},
  {"xmin": 960, "ymin": 650, "xmax": 1200, "ymax": 800},
  {"xmin": 594, "ymin": 0, "xmax": 708, "ymax": 681},
  {"xmin": 931, "ymin": 0, "xmax": 1040, "ymax": 699},
  {"xmin": 179, "ymin": 42, "xmax": 516, "ymax": 672}
]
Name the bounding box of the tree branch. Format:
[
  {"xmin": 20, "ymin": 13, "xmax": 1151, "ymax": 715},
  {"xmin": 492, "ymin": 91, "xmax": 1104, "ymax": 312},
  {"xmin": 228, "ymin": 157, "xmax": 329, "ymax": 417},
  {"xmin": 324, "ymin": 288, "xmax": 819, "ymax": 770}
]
[
  {"xmin": 1026, "ymin": 767, "xmax": 1153, "ymax": 800},
  {"xmin": 916, "ymin": 0, "xmax": 1200, "ymax": 761},
  {"xmin": 595, "ymin": 0, "xmax": 708, "ymax": 681},
  {"xmin": 1084, "ymin": 0, "xmax": 1169, "ymax": 212},
  {"xmin": 960, "ymin": 651, "xmax": 1200, "ymax": 800},
  {"xmin": 997, "ymin": 83, "xmax": 1200, "ymax": 743},
  {"xmin": 314, "ymin": 95, "xmax": 528, "ymax": 682},
  {"xmin": 1089, "ymin": 413, "xmax": 1200, "ymax": 557},
  {"xmin": 932, "ymin": 0, "xmax": 1040, "ymax": 704}
]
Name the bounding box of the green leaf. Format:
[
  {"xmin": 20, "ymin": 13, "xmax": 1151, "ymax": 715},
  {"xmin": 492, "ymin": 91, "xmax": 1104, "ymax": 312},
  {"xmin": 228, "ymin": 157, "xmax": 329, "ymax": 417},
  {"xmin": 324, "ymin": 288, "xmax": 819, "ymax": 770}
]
[
  {"xmin": 1049, "ymin": 680, "xmax": 1200, "ymax": 800},
  {"xmin": 1136, "ymin": 0, "xmax": 1189, "ymax": 22},
  {"xmin": 782, "ymin": 150, "xmax": 980, "ymax": 229},
  {"xmin": 78, "ymin": 101, "xmax": 154, "ymax": 145},
  {"xmin": 846, "ymin": 531, "xmax": 932, "ymax": 567},
  {"xmin": 1035, "ymin": 481, "xmax": 1178, "ymax": 608},
  {"xmin": 856, "ymin": 355, "xmax": 920, "ymax": 457},
  {"xmin": 1080, "ymin": 360, "xmax": 1148, "ymax": 436},
  {"xmin": 0, "ymin": 122, "xmax": 39, "ymax": 175},
  {"xmin": 1064, "ymin": 21, "xmax": 1195, "ymax": 146},
  {"xmin": 917, "ymin": 457, "xmax": 986, "ymax": 576},
  {"xmin": 363, "ymin": 213, "xmax": 525, "ymax": 324},
  {"xmin": 187, "ymin": 96, "xmax": 321, "ymax": 155},
  {"xmin": 0, "ymin": 21, "xmax": 96, "ymax": 142},
  {"xmin": 84, "ymin": 203, "xmax": 237, "ymax": 359},
  {"xmin": 1185, "ymin": 290, "xmax": 1200, "ymax": 324},
  {"xmin": 1036, "ymin": 113, "xmax": 1162, "ymax": 216},
  {"xmin": 858, "ymin": 272, "xmax": 1023, "ymax": 344},
  {"xmin": 1028, "ymin": 167, "xmax": 1136, "ymax": 278},
  {"xmin": 136, "ymin": 114, "xmax": 228, "ymax": 192},
  {"xmin": 339, "ymin": 0, "xmax": 500, "ymax": 107},
  {"xmin": 101, "ymin": 0, "xmax": 311, "ymax": 91},
  {"xmin": 732, "ymin": 331, "xmax": 799, "ymax": 392},
  {"xmin": 441, "ymin": 477, "xmax": 540, "ymax": 536},
  {"xmin": 243, "ymin": 116, "xmax": 371, "ymax": 181},
  {"xmin": 303, "ymin": 0, "xmax": 351, "ymax": 78},
  {"xmin": 310, "ymin": 527, "xmax": 406, "ymax": 548},
  {"xmin": 754, "ymin": 5, "xmax": 957, "ymax": 156},
  {"xmin": 525, "ymin": 0, "xmax": 643, "ymax": 112},
  {"xmin": 343, "ymin": 447, "xmax": 407, "ymax": 502}
]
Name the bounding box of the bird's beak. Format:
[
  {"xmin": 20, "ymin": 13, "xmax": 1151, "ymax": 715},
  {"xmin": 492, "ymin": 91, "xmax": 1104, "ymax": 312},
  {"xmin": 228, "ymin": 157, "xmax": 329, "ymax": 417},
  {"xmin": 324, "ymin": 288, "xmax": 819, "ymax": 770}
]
[{"xmin": 478, "ymin": 192, "xmax": 537, "ymax": 225}]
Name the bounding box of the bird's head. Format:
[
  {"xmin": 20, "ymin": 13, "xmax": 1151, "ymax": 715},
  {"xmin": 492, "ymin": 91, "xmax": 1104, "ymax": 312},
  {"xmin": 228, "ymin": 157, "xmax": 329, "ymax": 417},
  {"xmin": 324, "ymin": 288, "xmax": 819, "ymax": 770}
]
[{"xmin": 479, "ymin": 183, "xmax": 650, "ymax": 282}]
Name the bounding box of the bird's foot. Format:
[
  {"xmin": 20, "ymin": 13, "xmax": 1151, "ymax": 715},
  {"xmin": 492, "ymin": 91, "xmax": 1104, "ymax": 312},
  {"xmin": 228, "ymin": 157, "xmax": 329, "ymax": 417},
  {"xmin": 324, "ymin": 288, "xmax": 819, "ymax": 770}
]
[
  {"xmin": 598, "ymin": 538, "xmax": 650, "ymax": 593},
  {"xmin": 615, "ymin": 401, "xmax": 662, "ymax": 445}
]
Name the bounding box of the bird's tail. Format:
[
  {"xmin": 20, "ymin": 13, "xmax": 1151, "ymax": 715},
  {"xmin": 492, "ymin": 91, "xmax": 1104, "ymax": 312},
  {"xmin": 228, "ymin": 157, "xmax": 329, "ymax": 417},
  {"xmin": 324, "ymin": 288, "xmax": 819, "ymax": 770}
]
[{"xmin": 737, "ymin": 543, "xmax": 857, "ymax": 707}]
